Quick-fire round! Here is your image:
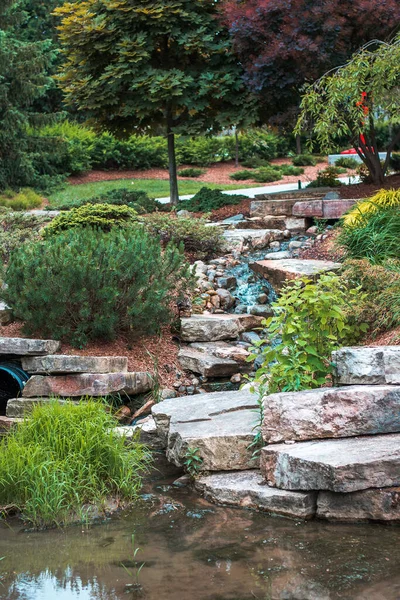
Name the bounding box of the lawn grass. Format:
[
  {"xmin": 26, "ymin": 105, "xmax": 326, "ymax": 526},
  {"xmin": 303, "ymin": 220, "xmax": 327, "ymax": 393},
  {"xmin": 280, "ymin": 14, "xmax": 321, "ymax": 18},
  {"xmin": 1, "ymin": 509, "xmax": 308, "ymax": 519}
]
[{"xmin": 48, "ymin": 178, "xmax": 260, "ymax": 208}]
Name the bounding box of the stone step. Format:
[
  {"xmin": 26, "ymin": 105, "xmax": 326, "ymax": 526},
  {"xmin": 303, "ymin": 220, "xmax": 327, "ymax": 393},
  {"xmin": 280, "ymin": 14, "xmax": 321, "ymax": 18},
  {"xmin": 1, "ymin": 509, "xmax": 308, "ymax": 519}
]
[
  {"xmin": 292, "ymin": 198, "xmax": 356, "ymax": 219},
  {"xmin": 195, "ymin": 470, "xmax": 317, "ymax": 519},
  {"xmin": 21, "ymin": 354, "xmax": 128, "ymax": 375},
  {"xmin": 250, "ymin": 258, "xmax": 341, "ymax": 289},
  {"xmin": 178, "ymin": 341, "xmax": 253, "ymax": 377},
  {"xmin": 180, "ymin": 314, "xmax": 263, "ymax": 342},
  {"xmin": 0, "ymin": 337, "xmax": 61, "ymax": 356},
  {"xmin": 250, "ymin": 198, "xmax": 299, "ymax": 217},
  {"xmin": 6, "ymin": 397, "xmax": 68, "ymax": 417},
  {"xmin": 22, "ymin": 372, "xmax": 153, "ymax": 398},
  {"xmin": 152, "ymin": 389, "xmax": 259, "ymax": 470},
  {"xmin": 222, "ymin": 229, "xmax": 284, "ymax": 251},
  {"xmin": 0, "ymin": 415, "xmax": 21, "ymax": 431},
  {"xmin": 262, "ymin": 385, "xmax": 400, "ymax": 443},
  {"xmin": 261, "ymin": 433, "xmax": 400, "ymax": 493},
  {"xmin": 332, "ymin": 346, "xmax": 400, "ymax": 385},
  {"xmin": 317, "ymin": 487, "xmax": 400, "ymax": 522}
]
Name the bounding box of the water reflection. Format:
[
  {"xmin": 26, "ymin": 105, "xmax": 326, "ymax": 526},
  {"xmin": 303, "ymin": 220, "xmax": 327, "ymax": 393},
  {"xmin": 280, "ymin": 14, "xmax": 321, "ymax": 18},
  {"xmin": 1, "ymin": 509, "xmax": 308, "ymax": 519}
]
[{"xmin": 1, "ymin": 462, "xmax": 400, "ymax": 600}]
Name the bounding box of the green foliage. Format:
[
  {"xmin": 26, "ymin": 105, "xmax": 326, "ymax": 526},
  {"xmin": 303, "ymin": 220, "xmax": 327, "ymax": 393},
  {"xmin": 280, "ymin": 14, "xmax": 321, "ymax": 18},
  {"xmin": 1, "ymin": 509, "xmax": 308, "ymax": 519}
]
[
  {"xmin": 141, "ymin": 213, "xmax": 224, "ymax": 259},
  {"xmin": 251, "ymin": 167, "xmax": 282, "ymax": 183},
  {"xmin": 390, "ymin": 151, "xmax": 400, "ymax": 172},
  {"xmin": 183, "ymin": 447, "xmax": 203, "ymax": 477},
  {"xmin": 229, "ymin": 170, "xmax": 255, "ymax": 180},
  {"xmin": 43, "ymin": 204, "xmax": 138, "ymax": 237},
  {"xmin": 0, "ymin": 208, "xmax": 50, "ymax": 263},
  {"xmin": 307, "ymin": 166, "xmax": 342, "ymax": 188},
  {"xmin": 342, "ymin": 259, "xmax": 400, "ymax": 337},
  {"xmin": 0, "ymin": 399, "xmax": 151, "ymax": 528},
  {"xmin": 343, "ymin": 189, "xmax": 400, "ymax": 227},
  {"xmin": 338, "ymin": 206, "xmax": 400, "ymax": 262},
  {"xmin": 0, "ymin": 188, "xmax": 42, "ymax": 210},
  {"xmin": 3, "ymin": 227, "xmax": 191, "ymax": 346},
  {"xmin": 184, "ymin": 187, "xmax": 248, "ymax": 213},
  {"xmin": 249, "ymin": 274, "xmax": 366, "ymax": 394},
  {"xmin": 54, "ymin": 189, "xmax": 162, "ymax": 215},
  {"xmin": 177, "ymin": 137, "xmax": 231, "ymax": 166},
  {"xmin": 335, "ymin": 157, "xmax": 359, "ymax": 169},
  {"xmin": 177, "ymin": 168, "xmax": 205, "ymax": 178},
  {"xmin": 278, "ymin": 164, "xmax": 304, "ymax": 176},
  {"xmin": 292, "ymin": 154, "xmax": 317, "ymax": 166}
]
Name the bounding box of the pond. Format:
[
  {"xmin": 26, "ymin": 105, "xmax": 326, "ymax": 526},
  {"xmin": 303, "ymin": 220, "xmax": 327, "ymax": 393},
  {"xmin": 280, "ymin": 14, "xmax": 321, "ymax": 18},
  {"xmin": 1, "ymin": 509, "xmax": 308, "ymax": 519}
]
[{"xmin": 1, "ymin": 458, "xmax": 399, "ymax": 600}]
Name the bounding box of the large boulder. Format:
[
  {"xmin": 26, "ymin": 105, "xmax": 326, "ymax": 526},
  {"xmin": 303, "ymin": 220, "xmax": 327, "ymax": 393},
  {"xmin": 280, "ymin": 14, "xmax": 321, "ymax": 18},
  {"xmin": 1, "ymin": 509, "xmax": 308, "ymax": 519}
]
[
  {"xmin": 317, "ymin": 487, "xmax": 400, "ymax": 522},
  {"xmin": 250, "ymin": 258, "xmax": 341, "ymax": 289},
  {"xmin": 332, "ymin": 346, "xmax": 400, "ymax": 385},
  {"xmin": 223, "ymin": 229, "xmax": 284, "ymax": 251},
  {"xmin": 195, "ymin": 470, "xmax": 317, "ymax": 519},
  {"xmin": 22, "ymin": 355, "xmax": 128, "ymax": 374},
  {"xmin": 178, "ymin": 341, "xmax": 253, "ymax": 377},
  {"xmin": 6, "ymin": 397, "xmax": 68, "ymax": 417},
  {"xmin": 261, "ymin": 433, "xmax": 400, "ymax": 493},
  {"xmin": 262, "ymin": 385, "xmax": 400, "ymax": 443},
  {"xmin": 180, "ymin": 314, "xmax": 263, "ymax": 342},
  {"xmin": 0, "ymin": 337, "xmax": 61, "ymax": 356},
  {"xmin": 22, "ymin": 372, "xmax": 153, "ymax": 398}
]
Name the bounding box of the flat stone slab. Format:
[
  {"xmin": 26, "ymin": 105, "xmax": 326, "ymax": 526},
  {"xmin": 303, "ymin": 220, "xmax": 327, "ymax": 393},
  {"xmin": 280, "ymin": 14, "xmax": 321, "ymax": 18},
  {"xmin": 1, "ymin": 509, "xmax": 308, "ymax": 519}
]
[
  {"xmin": 0, "ymin": 337, "xmax": 61, "ymax": 356},
  {"xmin": 22, "ymin": 372, "xmax": 153, "ymax": 398},
  {"xmin": 261, "ymin": 434, "xmax": 400, "ymax": 493},
  {"xmin": 178, "ymin": 341, "xmax": 253, "ymax": 377},
  {"xmin": 167, "ymin": 408, "xmax": 259, "ymax": 471},
  {"xmin": 0, "ymin": 415, "xmax": 21, "ymax": 430},
  {"xmin": 223, "ymin": 229, "xmax": 283, "ymax": 250},
  {"xmin": 251, "ymin": 198, "xmax": 298, "ymax": 217},
  {"xmin": 250, "ymin": 258, "xmax": 341, "ymax": 289},
  {"xmin": 262, "ymin": 385, "xmax": 400, "ymax": 443},
  {"xmin": 6, "ymin": 397, "xmax": 68, "ymax": 417},
  {"xmin": 317, "ymin": 487, "xmax": 400, "ymax": 522},
  {"xmin": 22, "ymin": 354, "xmax": 128, "ymax": 374},
  {"xmin": 292, "ymin": 199, "xmax": 356, "ymax": 219},
  {"xmin": 195, "ymin": 470, "xmax": 317, "ymax": 519},
  {"xmin": 333, "ymin": 346, "xmax": 400, "ymax": 385},
  {"xmin": 180, "ymin": 314, "xmax": 263, "ymax": 342},
  {"xmin": 152, "ymin": 388, "xmax": 258, "ymax": 444}
]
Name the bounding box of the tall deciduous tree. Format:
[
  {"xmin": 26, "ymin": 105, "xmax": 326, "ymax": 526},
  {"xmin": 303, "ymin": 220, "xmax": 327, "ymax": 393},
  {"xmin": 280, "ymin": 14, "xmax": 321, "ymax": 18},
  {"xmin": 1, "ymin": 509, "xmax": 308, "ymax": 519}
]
[
  {"xmin": 222, "ymin": 0, "xmax": 400, "ymax": 123},
  {"xmin": 295, "ymin": 36, "xmax": 400, "ymax": 185},
  {"xmin": 55, "ymin": 0, "xmax": 255, "ymax": 204}
]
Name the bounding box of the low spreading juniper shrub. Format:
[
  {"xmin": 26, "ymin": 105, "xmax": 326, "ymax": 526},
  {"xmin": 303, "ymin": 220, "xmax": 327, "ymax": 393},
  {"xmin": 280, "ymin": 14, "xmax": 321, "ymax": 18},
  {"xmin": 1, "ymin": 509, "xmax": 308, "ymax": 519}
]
[
  {"xmin": 0, "ymin": 399, "xmax": 151, "ymax": 528},
  {"xmin": 292, "ymin": 154, "xmax": 317, "ymax": 166},
  {"xmin": 183, "ymin": 187, "xmax": 248, "ymax": 212},
  {"xmin": 52, "ymin": 189, "xmax": 166, "ymax": 214},
  {"xmin": 177, "ymin": 168, "xmax": 205, "ymax": 178},
  {"xmin": 3, "ymin": 227, "xmax": 192, "ymax": 346},
  {"xmin": 43, "ymin": 204, "xmax": 138, "ymax": 237}
]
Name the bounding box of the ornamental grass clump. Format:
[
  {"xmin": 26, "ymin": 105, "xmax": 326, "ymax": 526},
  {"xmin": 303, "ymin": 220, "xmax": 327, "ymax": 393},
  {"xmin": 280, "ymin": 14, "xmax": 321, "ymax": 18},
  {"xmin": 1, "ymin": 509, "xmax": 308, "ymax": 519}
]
[
  {"xmin": 2, "ymin": 227, "xmax": 192, "ymax": 346},
  {"xmin": 0, "ymin": 400, "xmax": 151, "ymax": 528},
  {"xmin": 342, "ymin": 189, "xmax": 400, "ymax": 227}
]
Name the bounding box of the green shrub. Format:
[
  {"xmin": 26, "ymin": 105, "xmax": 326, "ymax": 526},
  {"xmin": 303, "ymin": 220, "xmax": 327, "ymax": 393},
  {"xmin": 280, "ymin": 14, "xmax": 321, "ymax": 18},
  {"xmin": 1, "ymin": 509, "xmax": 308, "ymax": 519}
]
[
  {"xmin": 3, "ymin": 227, "xmax": 191, "ymax": 346},
  {"xmin": 54, "ymin": 189, "xmax": 163, "ymax": 214},
  {"xmin": 0, "ymin": 400, "xmax": 150, "ymax": 528},
  {"xmin": 252, "ymin": 167, "xmax": 282, "ymax": 183},
  {"xmin": 249, "ymin": 273, "xmax": 366, "ymax": 395},
  {"xmin": 0, "ymin": 208, "xmax": 51, "ymax": 263},
  {"xmin": 140, "ymin": 212, "xmax": 224, "ymax": 258},
  {"xmin": 177, "ymin": 136, "xmax": 229, "ymax": 166},
  {"xmin": 390, "ymin": 152, "xmax": 400, "ymax": 173},
  {"xmin": 178, "ymin": 168, "xmax": 205, "ymax": 178},
  {"xmin": 338, "ymin": 206, "xmax": 400, "ymax": 262},
  {"xmin": 342, "ymin": 259, "xmax": 400, "ymax": 337},
  {"xmin": 229, "ymin": 170, "xmax": 255, "ymax": 180},
  {"xmin": 43, "ymin": 204, "xmax": 138, "ymax": 237},
  {"xmin": 184, "ymin": 187, "xmax": 248, "ymax": 212},
  {"xmin": 335, "ymin": 157, "xmax": 359, "ymax": 169},
  {"xmin": 35, "ymin": 121, "xmax": 95, "ymax": 175},
  {"xmin": 307, "ymin": 166, "xmax": 342, "ymax": 188},
  {"xmin": 292, "ymin": 154, "xmax": 317, "ymax": 166},
  {"xmin": 240, "ymin": 157, "xmax": 272, "ymax": 169},
  {"xmin": 343, "ymin": 189, "xmax": 400, "ymax": 227},
  {"xmin": 278, "ymin": 164, "xmax": 304, "ymax": 176},
  {"xmin": 0, "ymin": 188, "xmax": 43, "ymax": 211}
]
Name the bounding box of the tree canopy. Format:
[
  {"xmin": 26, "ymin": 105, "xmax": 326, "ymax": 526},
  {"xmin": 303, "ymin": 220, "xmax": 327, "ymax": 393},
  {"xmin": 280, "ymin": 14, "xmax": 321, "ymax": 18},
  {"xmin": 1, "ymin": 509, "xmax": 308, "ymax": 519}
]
[
  {"xmin": 55, "ymin": 0, "xmax": 256, "ymax": 203},
  {"xmin": 222, "ymin": 0, "xmax": 400, "ymax": 123},
  {"xmin": 295, "ymin": 35, "xmax": 400, "ymax": 185}
]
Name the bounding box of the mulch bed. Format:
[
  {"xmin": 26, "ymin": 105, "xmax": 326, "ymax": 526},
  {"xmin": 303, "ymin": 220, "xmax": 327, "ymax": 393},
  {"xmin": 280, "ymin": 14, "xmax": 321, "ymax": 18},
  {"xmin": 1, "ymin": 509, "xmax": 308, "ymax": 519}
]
[
  {"xmin": 338, "ymin": 173, "xmax": 400, "ymax": 199},
  {"xmin": 299, "ymin": 230, "xmax": 345, "ymax": 262}
]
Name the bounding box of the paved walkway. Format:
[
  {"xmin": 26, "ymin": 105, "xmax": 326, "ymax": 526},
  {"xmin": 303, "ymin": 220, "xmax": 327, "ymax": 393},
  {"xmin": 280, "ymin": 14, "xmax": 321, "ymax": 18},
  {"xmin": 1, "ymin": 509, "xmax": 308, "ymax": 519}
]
[{"xmin": 156, "ymin": 176, "xmax": 359, "ymax": 204}]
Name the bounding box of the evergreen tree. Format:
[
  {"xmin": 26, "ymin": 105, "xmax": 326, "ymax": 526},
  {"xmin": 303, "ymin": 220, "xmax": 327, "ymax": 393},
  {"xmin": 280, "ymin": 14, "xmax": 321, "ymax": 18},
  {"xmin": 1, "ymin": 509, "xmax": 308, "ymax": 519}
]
[
  {"xmin": 0, "ymin": 1, "xmax": 57, "ymax": 190},
  {"xmin": 55, "ymin": 0, "xmax": 255, "ymax": 203}
]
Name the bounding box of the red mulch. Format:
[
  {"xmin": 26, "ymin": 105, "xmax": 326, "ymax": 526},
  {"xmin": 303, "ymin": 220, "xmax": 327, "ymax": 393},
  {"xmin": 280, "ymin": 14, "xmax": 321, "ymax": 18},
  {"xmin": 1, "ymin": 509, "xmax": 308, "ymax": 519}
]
[
  {"xmin": 68, "ymin": 159, "xmax": 332, "ymax": 188},
  {"xmin": 300, "ymin": 230, "xmax": 345, "ymax": 262},
  {"xmin": 338, "ymin": 174, "xmax": 400, "ymax": 199},
  {"xmin": 0, "ymin": 323, "xmax": 185, "ymax": 388},
  {"xmin": 363, "ymin": 327, "xmax": 400, "ymax": 346}
]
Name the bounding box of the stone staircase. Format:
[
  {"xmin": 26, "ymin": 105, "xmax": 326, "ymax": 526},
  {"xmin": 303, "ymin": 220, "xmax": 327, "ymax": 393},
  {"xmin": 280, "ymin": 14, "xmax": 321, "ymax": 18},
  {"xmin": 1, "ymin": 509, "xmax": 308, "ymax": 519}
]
[
  {"xmin": 0, "ymin": 337, "xmax": 153, "ymax": 419},
  {"xmin": 153, "ymin": 346, "xmax": 400, "ymax": 522}
]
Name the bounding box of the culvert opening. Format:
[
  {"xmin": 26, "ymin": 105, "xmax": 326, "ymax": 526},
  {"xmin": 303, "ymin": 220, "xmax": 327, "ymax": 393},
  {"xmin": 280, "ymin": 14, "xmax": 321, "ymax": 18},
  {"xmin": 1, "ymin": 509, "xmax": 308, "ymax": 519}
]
[{"xmin": 0, "ymin": 363, "xmax": 30, "ymax": 416}]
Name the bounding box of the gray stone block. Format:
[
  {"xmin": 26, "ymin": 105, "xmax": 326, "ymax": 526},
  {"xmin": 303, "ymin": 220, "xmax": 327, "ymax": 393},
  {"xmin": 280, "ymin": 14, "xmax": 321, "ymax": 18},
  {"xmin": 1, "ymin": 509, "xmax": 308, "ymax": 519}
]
[{"xmin": 22, "ymin": 354, "xmax": 128, "ymax": 374}]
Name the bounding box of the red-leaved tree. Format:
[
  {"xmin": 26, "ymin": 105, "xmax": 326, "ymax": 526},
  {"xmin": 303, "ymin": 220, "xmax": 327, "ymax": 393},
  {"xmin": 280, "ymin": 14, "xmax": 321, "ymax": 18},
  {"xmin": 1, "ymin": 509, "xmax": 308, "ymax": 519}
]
[{"xmin": 223, "ymin": 0, "xmax": 400, "ymax": 123}]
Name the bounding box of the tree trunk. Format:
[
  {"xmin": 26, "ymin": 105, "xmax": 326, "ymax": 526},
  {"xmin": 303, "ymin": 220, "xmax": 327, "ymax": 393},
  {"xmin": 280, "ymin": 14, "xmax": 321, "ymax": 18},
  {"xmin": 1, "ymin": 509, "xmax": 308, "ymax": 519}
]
[
  {"xmin": 235, "ymin": 128, "xmax": 239, "ymax": 168},
  {"xmin": 167, "ymin": 117, "xmax": 179, "ymax": 205},
  {"xmin": 296, "ymin": 134, "xmax": 302, "ymax": 155}
]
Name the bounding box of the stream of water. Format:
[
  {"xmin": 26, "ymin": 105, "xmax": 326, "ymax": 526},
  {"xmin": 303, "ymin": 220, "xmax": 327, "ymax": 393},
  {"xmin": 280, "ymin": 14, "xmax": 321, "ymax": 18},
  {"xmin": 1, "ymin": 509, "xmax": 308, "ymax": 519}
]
[{"xmin": 1, "ymin": 458, "xmax": 399, "ymax": 600}]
